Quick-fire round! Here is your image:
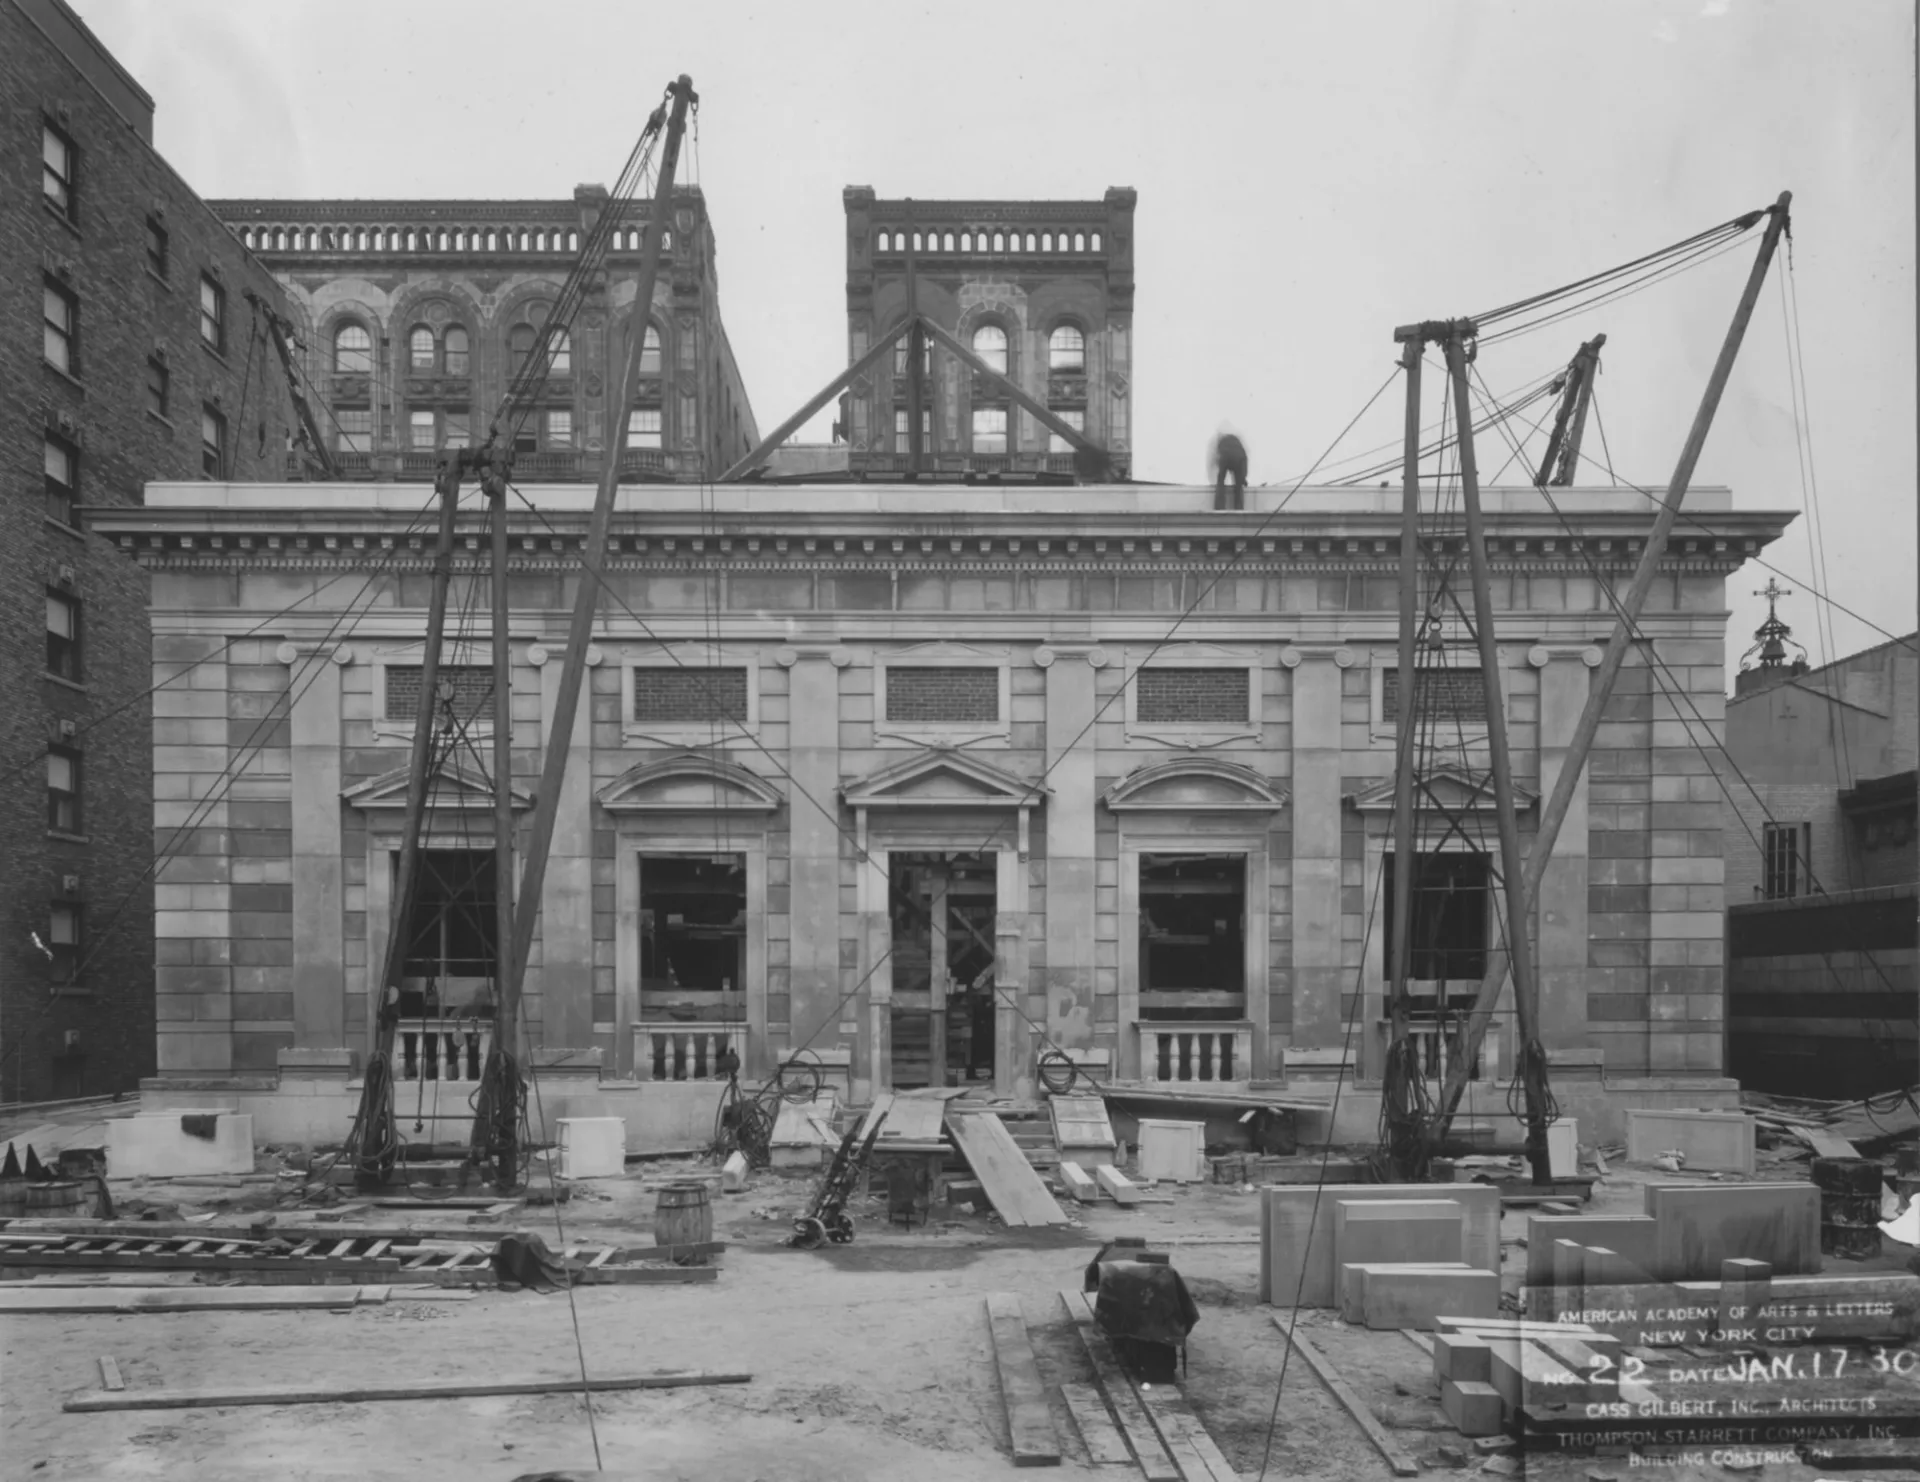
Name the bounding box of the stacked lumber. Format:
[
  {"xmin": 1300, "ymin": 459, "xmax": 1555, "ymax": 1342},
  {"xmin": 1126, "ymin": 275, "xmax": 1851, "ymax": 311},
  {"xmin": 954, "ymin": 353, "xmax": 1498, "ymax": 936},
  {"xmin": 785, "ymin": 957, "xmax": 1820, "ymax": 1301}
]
[
  {"xmin": 984, "ymin": 1294, "xmax": 1060, "ymax": 1467},
  {"xmin": 1426, "ymin": 1315, "xmax": 1618, "ymax": 1436}
]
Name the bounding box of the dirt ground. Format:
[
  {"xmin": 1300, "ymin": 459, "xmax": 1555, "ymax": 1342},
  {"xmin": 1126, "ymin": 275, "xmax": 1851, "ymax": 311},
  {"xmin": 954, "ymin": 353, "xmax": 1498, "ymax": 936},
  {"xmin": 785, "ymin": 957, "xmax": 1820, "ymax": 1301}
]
[{"xmin": 1, "ymin": 1149, "xmax": 1906, "ymax": 1482}]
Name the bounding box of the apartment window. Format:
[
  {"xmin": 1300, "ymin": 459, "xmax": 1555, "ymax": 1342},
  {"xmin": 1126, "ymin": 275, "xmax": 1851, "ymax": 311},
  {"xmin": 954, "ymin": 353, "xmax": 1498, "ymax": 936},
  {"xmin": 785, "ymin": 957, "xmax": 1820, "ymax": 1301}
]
[
  {"xmin": 409, "ymin": 410, "xmax": 437, "ymax": 450},
  {"xmin": 44, "ymin": 435, "xmax": 77, "ymax": 525},
  {"xmin": 508, "ymin": 324, "xmax": 535, "ymax": 376},
  {"xmin": 146, "ymin": 358, "xmax": 169, "ymax": 418},
  {"xmin": 1048, "ymin": 323, "xmax": 1085, "ymax": 372},
  {"xmin": 894, "ymin": 338, "xmax": 931, "ymax": 377},
  {"xmin": 632, "ymin": 667, "xmax": 748, "ymax": 725},
  {"xmin": 201, "ymin": 405, "xmax": 226, "ymax": 477},
  {"xmin": 548, "ymin": 329, "xmax": 571, "ymax": 375},
  {"xmin": 1047, "ymin": 407, "xmax": 1085, "ymax": 455},
  {"xmin": 145, "ymin": 216, "xmax": 169, "ymax": 277},
  {"xmin": 627, "ymin": 407, "xmax": 663, "ymax": 448},
  {"xmin": 46, "ymin": 590, "xmax": 81, "ymax": 680},
  {"xmin": 1383, "ymin": 852, "xmax": 1491, "ymax": 981},
  {"xmin": 385, "ymin": 664, "xmax": 494, "ymax": 724},
  {"xmin": 332, "ymin": 321, "xmax": 370, "ymax": 373},
  {"xmin": 1762, "ymin": 822, "xmax": 1808, "ymax": 901},
  {"xmin": 1137, "ymin": 667, "xmax": 1249, "ymax": 724},
  {"xmin": 443, "ymin": 412, "xmax": 471, "ymax": 449},
  {"xmin": 42, "ymin": 123, "xmax": 75, "ymax": 216},
  {"xmin": 885, "ymin": 666, "xmax": 998, "ymax": 724},
  {"xmin": 970, "ymin": 323, "xmax": 1008, "ymax": 375},
  {"xmin": 47, "ymin": 748, "xmax": 81, "ymax": 832},
  {"xmin": 894, "ymin": 406, "xmax": 931, "ymax": 451},
  {"xmin": 545, "ymin": 409, "xmax": 574, "ymax": 448},
  {"xmin": 970, "ymin": 406, "xmax": 1008, "ymax": 454},
  {"xmin": 48, "ymin": 903, "xmax": 81, "ymax": 985},
  {"xmin": 199, "ymin": 276, "xmax": 225, "ymax": 352},
  {"xmin": 1381, "ymin": 665, "xmax": 1488, "ymax": 727},
  {"xmin": 444, "ymin": 326, "xmax": 469, "ymax": 376},
  {"xmin": 409, "ymin": 325, "xmax": 436, "ymax": 371},
  {"xmin": 637, "ymin": 324, "xmax": 662, "ymax": 374},
  {"xmin": 44, "ymin": 280, "xmax": 76, "ymax": 373},
  {"xmin": 335, "ymin": 408, "xmax": 372, "ymax": 454}
]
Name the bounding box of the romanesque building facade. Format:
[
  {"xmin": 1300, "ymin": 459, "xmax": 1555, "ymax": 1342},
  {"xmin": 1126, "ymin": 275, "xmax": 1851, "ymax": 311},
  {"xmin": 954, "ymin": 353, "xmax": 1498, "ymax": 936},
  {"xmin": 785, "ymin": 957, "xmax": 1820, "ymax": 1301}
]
[
  {"xmin": 840, "ymin": 188, "xmax": 1136, "ymax": 479},
  {"xmin": 2, "ymin": 0, "xmax": 294, "ymax": 1101},
  {"xmin": 209, "ymin": 185, "xmax": 759, "ymax": 483},
  {"xmin": 92, "ymin": 480, "xmax": 1792, "ymax": 1136}
]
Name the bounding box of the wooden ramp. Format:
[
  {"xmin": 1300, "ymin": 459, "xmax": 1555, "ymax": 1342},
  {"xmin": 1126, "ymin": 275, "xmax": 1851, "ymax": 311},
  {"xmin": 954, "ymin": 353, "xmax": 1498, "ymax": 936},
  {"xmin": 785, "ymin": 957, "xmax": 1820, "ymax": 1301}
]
[
  {"xmin": 946, "ymin": 1112, "xmax": 1068, "ymax": 1227},
  {"xmin": 877, "ymin": 1089, "xmax": 957, "ymax": 1144}
]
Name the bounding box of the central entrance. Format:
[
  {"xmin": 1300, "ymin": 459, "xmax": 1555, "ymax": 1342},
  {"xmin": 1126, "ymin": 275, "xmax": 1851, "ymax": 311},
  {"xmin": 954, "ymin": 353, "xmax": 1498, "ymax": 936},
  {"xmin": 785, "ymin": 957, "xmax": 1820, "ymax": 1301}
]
[{"xmin": 887, "ymin": 852, "xmax": 997, "ymax": 1089}]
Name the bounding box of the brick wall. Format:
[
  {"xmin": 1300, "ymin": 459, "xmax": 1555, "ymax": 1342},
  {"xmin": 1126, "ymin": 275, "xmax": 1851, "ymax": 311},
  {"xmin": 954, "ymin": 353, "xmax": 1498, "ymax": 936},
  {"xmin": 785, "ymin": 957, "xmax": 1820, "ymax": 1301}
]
[
  {"xmin": 0, "ymin": 0, "xmax": 290, "ymax": 1100},
  {"xmin": 632, "ymin": 665, "xmax": 746, "ymax": 724},
  {"xmin": 385, "ymin": 663, "xmax": 494, "ymax": 723}
]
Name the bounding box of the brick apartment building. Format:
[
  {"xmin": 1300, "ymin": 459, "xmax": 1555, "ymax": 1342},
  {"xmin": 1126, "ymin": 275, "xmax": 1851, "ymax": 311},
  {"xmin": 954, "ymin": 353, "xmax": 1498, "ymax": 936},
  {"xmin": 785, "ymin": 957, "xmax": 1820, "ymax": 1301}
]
[
  {"xmin": 1, "ymin": 0, "xmax": 293, "ymax": 1101},
  {"xmin": 207, "ymin": 187, "xmax": 759, "ymax": 483},
  {"xmin": 839, "ymin": 188, "xmax": 1136, "ymax": 479}
]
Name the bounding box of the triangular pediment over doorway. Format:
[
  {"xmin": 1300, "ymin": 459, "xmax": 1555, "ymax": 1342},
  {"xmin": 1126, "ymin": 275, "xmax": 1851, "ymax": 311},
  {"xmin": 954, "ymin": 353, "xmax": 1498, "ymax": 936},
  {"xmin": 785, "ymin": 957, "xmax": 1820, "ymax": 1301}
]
[
  {"xmin": 1347, "ymin": 763, "xmax": 1537, "ymax": 813},
  {"xmin": 1102, "ymin": 757, "xmax": 1288, "ymax": 813},
  {"xmin": 841, "ymin": 748, "xmax": 1048, "ymax": 811},
  {"xmin": 597, "ymin": 752, "xmax": 782, "ymax": 814},
  {"xmin": 342, "ymin": 760, "xmax": 534, "ymax": 812}
]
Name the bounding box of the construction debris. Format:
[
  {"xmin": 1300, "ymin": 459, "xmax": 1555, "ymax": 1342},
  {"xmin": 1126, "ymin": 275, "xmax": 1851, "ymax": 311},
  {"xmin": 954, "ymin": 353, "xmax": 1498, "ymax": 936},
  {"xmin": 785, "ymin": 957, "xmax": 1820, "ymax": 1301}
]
[{"xmin": 64, "ymin": 1370, "xmax": 752, "ymax": 1413}]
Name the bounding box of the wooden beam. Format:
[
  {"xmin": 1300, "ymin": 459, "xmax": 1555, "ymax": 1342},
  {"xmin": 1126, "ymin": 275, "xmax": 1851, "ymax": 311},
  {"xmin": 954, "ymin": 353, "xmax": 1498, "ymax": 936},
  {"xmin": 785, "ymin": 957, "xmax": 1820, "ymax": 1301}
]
[
  {"xmin": 913, "ymin": 317, "xmax": 1111, "ymax": 473},
  {"xmin": 984, "ymin": 1293, "xmax": 1062, "ymax": 1467},
  {"xmin": 0, "ymin": 1286, "xmax": 380, "ymax": 1314},
  {"xmin": 718, "ymin": 319, "xmax": 911, "ymax": 481},
  {"xmin": 1095, "ymin": 1165, "xmax": 1141, "ymax": 1206},
  {"xmin": 66, "ymin": 1370, "xmax": 753, "ymax": 1413},
  {"xmin": 1135, "ymin": 1383, "xmax": 1244, "ymax": 1482},
  {"xmin": 97, "ymin": 1357, "xmax": 123, "ymax": 1391},
  {"xmin": 1058, "ymin": 1381, "xmax": 1132, "ymax": 1466},
  {"xmin": 1268, "ymin": 1315, "xmax": 1420, "ymax": 1477}
]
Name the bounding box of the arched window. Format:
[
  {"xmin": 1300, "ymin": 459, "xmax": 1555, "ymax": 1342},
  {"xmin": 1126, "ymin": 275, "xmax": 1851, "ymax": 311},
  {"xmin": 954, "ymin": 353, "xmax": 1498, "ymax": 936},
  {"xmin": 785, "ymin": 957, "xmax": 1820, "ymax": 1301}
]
[
  {"xmin": 971, "ymin": 323, "xmax": 1008, "ymax": 376},
  {"xmin": 408, "ymin": 326, "xmax": 436, "ymax": 372},
  {"xmin": 1025, "ymin": 232, "xmax": 1036, "ymax": 252},
  {"xmin": 639, "ymin": 324, "xmax": 662, "ymax": 374},
  {"xmin": 444, "ymin": 326, "xmax": 469, "ymax": 377},
  {"xmin": 960, "ymin": 232, "xmax": 972, "ymax": 252},
  {"xmin": 1048, "ymin": 324, "xmax": 1085, "ymax": 373},
  {"xmin": 1091, "ymin": 232, "xmax": 1102, "ymax": 252},
  {"xmin": 333, "ymin": 323, "xmax": 372, "ymax": 374},
  {"xmin": 1074, "ymin": 232, "xmax": 1086, "ymax": 252},
  {"xmin": 943, "ymin": 232, "xmax": 955, "ymax": 252},
  {"xmin": 993, "ymin": 232, "xmax": 1005, "ymax": 252},
  {"xmin": 1041, "ymin": 232, "xmax": 1053, "ymax": 252},
  {"xmin": 548, "ymin": 329, "xmax": 571, "ymax": 375},
  {"xmin": 876, "ymin": 231, "xmax": 889, "ymax": 252},
  {"xmin": 508, "ymin": 324, "xmax": 535, "ymax": 376}
]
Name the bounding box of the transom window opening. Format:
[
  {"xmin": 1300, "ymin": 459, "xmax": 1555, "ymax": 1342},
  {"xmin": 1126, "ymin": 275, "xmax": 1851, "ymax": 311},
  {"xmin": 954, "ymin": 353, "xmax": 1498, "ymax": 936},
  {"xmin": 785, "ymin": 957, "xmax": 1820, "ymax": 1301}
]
[
  {"xmin": 1139, "ymin": 854, "xmax": 1245, "ymax": 1021},
  {"xmin": 385, "ymin": 664, "xmax": 497, "ymax": 724},
  {"xmin": 884, "ymin": 666, "xmax": 997, "ymax": 724},
  {"xmin": 1137, "ymin": 667, "xmax": 1249, "ymax": 724},
  {"xmin": 633, "ymin": 666, "xmax": 748, "ymax": 725}
]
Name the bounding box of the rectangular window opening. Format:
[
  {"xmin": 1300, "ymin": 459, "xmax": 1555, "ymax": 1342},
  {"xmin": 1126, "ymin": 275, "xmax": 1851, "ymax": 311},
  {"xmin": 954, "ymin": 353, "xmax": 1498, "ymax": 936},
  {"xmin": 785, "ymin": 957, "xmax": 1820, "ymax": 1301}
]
[
  {"xmin": 146, "ymin": 358, "xmax": 169, "ymax": 419},
  {"xmin": 385, "ymin": 664, "xmax": 496, "ymax": 724},
  {"xmin": 46, "ymin": 590, "xmax": 81, "ymax": 681},
  {"xmin": 1136, "ymin": 667, "xmax": 1249, "ymax": 725},
  {"xmin": 145, "ymin": 215, "xmax": 168, "ymax": 277},
  {"xmin": 970, "ymin": 405, "xmax": 1008, "ymax": 454},
  {"xmin": 626, "ymin": 407, "xmax": 663, "ymax": 448},
  {"xmin": 199, "ymin": 275, "xmax": 225, "ymax": 351},
  {"xmin": 1139, "ymin": 854, "xmax": 1246, "ymax": 1021},
  {"xmin": 47, "ymin": 747, "xmax": 81, "ymax": 832},
  {"xmin": 640, "ymin": 852, "xmax": 748, "ymax": 1046},
  {"xmin": 1047, "ymin": 407, "xmax": 1085, "ymax": 455},
  {"xmin": 1382, "ymin": 665, "xmax": 1489, "ymax": 727},
  {"xmin": 44, "ymin": 279, "xmax": 76, "ymax": 374},
  {"xmin": 335, "ymin": 407, "xmax": 371, "ymax": 454},
  {"xmin": 1383, "ymin": 851, "xmax": 1491, "ymax": 982},
  {"xmin": 49, "ymin": 902, "xmax": 81, "ymax": 984},
  {"xmin": 42, "ymin": 122, "xmax": 75, "ymax": 216},
  {"xmin": 394, "ymin": 849, "xmax": 498, "ymax": 1016},
  {"xmin": 201, "ymin": 405, "xmax": 226, "ymax": 477},
  {"xmin": 884, "ymin": 666, "xmax": 998, "ymax": 725},
  {"xmin": 1762, "ymin": 822, "xmax": 1807, "ymax": 901},
  {"xmin": 632, "ymin": 666, "xmax": 747, "ymax": 726},
  {"xmin": 44, "ymin": 434, "xmax": 77, "ymax": 525},
  {"xmin": 886, "ymin": 852, "xmax": 999, "ymax": 1089}
]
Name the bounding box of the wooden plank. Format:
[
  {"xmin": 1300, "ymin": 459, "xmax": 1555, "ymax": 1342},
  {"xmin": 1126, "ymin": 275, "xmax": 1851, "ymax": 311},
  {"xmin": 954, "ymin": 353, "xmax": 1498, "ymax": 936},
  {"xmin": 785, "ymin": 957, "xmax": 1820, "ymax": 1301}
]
[
  {"xmin": 1268, "ymin": 1316, "xmax": 1419, "ymax": 1477},
  {"xmin": 946, "ymin": 1113, "xmax": 1068, "ymax": 1227},
  {"xmin": 1057, "ymin": 1161, "xmax": 1099, "ymax": 1205},
  {"xmin": 0, "ymin": 1286, "xmax": 375, "ymax": 1314},
  {"xmin": 65, "ymin": 1370, "xmax": 753, "ymax": 1413},
  {"xmin": 553, "ymin": 1265, "xmax": 721, "ymax": 1288},
  {"xmin": 1136, "ymin": 1383, "xmax": 1242, "ymax": 1482},
  {"xmin": 98, "ymin": 1357, "xmax": 124, "ymax": 1391},
  {"xmin": 984, "ymin": 1293, "xmax": 1061, "ymax": 1467},
  {"xmin": 1058, "ymin": 1381, "xmax": 1132, "ymax": 1466},
  {"xmin": 1059, "ymin": 1289, "xmax": 1181, "ymax": 1482},
  {"xmin": 1050, "ymin": 1095, "xmax": 1117, "ymax": 1151},
  {"xmin": 876, "ymin": 1091, "xmax": 946, "ymax": 1143},
  {"xmin": 1095, "ymin": 1165, "xmax": 1141, "ymax": 1206}
]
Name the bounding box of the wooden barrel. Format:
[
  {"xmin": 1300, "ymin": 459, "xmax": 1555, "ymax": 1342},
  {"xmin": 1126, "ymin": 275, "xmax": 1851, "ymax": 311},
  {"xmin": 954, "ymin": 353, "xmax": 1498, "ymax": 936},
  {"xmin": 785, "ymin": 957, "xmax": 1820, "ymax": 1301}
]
[
  {"xmin": 1813, "ymin": 1156, "xmax": 1884, "ymax": 1260},
  {"xmin": 0, "ymin": 1180, "xmax": 28, "ymax": 1218},
  {"xmin": 653, "ymin": 1181, "xmax": 713, "ymax": 1255},
  {"xmin": 24, "ymin": 1180, "xmax": 87, "ymax": 1217}
]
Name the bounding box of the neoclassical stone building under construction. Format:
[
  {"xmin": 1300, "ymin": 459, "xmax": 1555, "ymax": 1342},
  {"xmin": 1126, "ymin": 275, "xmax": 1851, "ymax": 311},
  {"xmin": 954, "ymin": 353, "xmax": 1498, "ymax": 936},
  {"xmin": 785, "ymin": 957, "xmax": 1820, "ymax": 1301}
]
[{"xmin": 93, "ymin": 480, "xmax": 1793, "ymax": 1144}]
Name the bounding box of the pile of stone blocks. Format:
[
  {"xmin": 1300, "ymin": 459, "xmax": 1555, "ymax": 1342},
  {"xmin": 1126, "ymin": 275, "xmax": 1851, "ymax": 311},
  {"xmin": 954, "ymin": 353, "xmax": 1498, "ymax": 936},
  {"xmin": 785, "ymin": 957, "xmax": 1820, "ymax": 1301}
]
[
  {"xmin": 1524, "ymin": 1180, "xmax": 1821, "ymax": 1290},
  {"xmin": 1429, "ymin": 1316, "xmax": 1620, "ymax": 1437},
  {"xmin": 1259, "ymin": 1184, "xmax": 1503, "ymax": 1328}
]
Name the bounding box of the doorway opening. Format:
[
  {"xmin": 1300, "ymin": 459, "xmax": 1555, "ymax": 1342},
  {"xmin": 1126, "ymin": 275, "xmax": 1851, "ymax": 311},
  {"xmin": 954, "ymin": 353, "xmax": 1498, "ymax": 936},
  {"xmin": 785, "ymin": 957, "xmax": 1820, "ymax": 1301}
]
[
  {"xmin": 888, "ymin": 852, "xmax": 997, "ymax": 1088},
  {"xmin": 1382, "ymin": 850, "xmax": 1492, "ymax": 1078},
  {"xmin": 639, "ymin": 854, "xmax": 747, "ymax": 1079}
]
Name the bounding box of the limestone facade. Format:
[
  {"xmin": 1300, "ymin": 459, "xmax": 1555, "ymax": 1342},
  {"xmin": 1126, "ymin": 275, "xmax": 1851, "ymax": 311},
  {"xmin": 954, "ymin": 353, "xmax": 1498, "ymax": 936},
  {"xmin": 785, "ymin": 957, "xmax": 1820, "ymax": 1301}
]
[
  {"xmin": 208, "ymin": 186, "xmax": 759, "ymax": 484},
  {"xmin": 91, "ymin": 481, "xmax": 1793, "ymax": 1114}
]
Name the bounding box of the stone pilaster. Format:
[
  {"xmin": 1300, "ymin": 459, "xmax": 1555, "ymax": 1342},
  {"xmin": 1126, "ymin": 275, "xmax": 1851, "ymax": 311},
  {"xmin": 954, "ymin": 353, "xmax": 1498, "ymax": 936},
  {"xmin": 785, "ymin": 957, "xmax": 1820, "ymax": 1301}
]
[
  {"xmin": 1536, "ymin": 645, "xmax": 1599, "ymax": 1050},
  {"xmin": 781, "ymin": 646, "xmax": 847, "ymax": 1069},
  {"xmin": 1039, "ymin": 644, "xmax": 1102, "ymax": 1062},
  {"xmin": 1287, "ymin": 645, "xmax": 1351, "ymax": 1053},
  {"xmin": 537, "ymin": 644, "xmax": 596, "ymax": 1054},
  {"xmin": 281, "ymin": 641, "xmax": 346, "ymax": 1051}
]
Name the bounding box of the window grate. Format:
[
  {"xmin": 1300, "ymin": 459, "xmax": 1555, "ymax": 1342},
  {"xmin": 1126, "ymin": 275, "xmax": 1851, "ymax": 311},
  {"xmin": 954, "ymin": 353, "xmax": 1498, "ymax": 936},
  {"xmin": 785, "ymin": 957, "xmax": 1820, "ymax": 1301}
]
[
  {"xmin": 633, "ymin": 667, "xmax": 747, "ymax": 725},
  {"xmin": 386, "ymin": 664, "xmax": 496, "ymax": 723},
  {"xmin": 1382, "ymin": 666, "xmax": 1487, "ymax": 726},
  {"xmin": 885, "ymin": 666, "xmax": 998, "ymax": 724},
  {"xmin": 1137, "ymin": 667, "xmax": 1248, "ymax": 724}
]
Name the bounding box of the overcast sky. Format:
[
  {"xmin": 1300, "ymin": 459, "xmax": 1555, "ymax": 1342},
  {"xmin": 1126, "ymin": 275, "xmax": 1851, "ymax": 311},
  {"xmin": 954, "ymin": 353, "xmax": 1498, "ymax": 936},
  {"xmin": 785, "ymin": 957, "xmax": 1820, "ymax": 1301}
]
[{"xmin": 77, "ymin": 0, "xmax": 1915, "ymax": 681}]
